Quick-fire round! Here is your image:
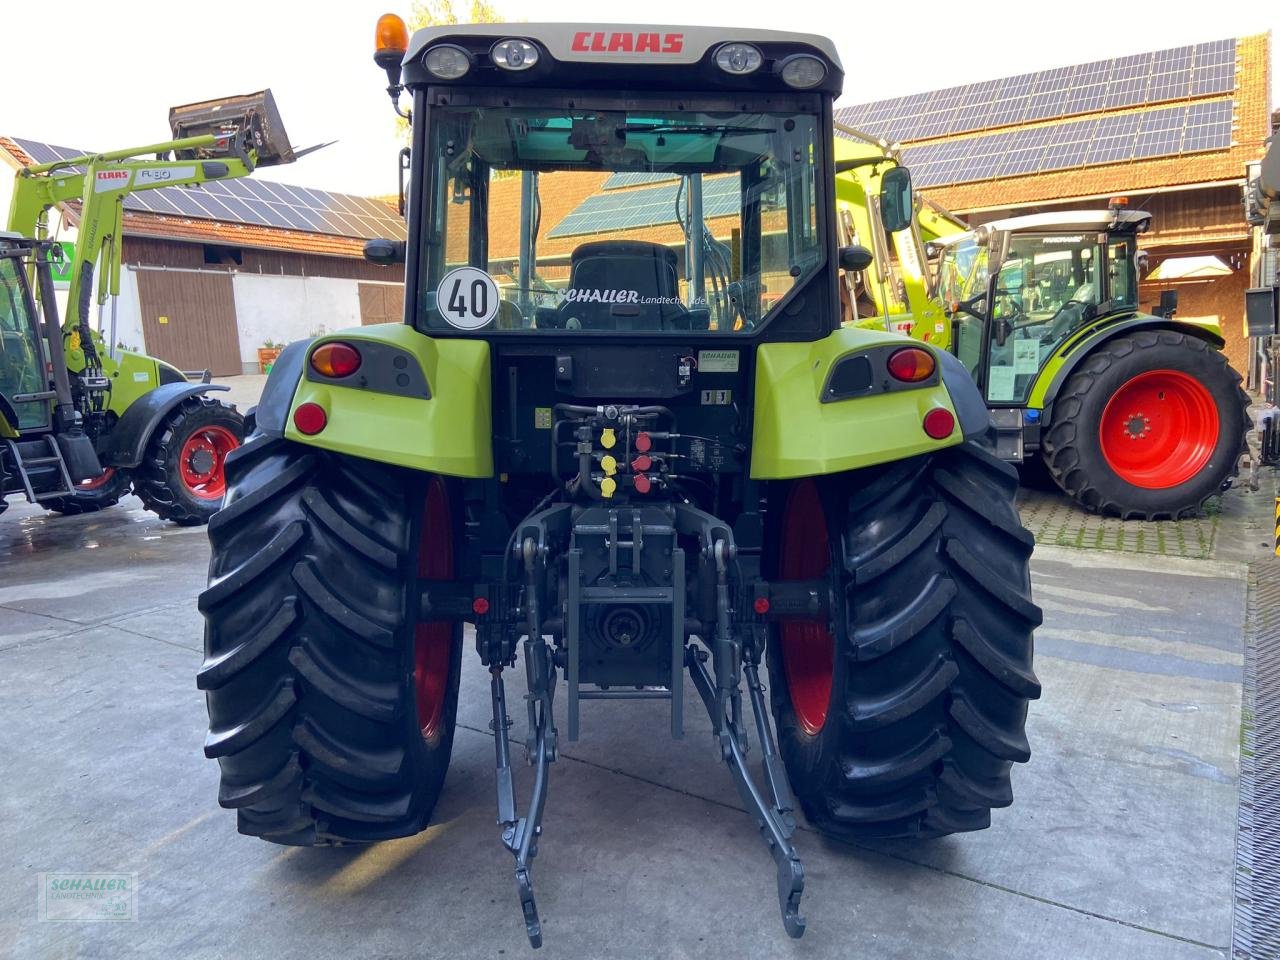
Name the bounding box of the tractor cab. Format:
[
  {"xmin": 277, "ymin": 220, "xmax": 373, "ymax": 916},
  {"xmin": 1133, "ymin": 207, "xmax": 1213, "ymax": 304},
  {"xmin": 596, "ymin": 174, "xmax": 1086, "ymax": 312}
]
[
  {"xmin": 0, "ymin": 234, "xmax": 51, "ymax": 433},
  {"xmin": 384, "ymin": 25, "xmax": 849, "ymax": 341},
  {"xmin": 935, "ymin": 208, "xmax": 1153, "ymax": 458}
]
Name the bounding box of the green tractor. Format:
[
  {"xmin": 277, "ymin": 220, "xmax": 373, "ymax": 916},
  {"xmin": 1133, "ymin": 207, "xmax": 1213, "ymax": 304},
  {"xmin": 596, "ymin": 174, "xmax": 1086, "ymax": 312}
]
[
  {"xmin": 830, "ymin": 139, "xmax": 1248, "ymax": 519},
  {"xmin": 933, "ymin": 209, "xmax": 1249, "ymax": 518},
  {"xmin": 0, "ymin": 233, "xmax": 240, "ymax": 522},
  {"xmin": 0, "ymin": 92, "xmax": 306, "ymax": 522},
  {"xmin": 199, "ymin": 19, "xmax": 1041, "ymax": 946}
]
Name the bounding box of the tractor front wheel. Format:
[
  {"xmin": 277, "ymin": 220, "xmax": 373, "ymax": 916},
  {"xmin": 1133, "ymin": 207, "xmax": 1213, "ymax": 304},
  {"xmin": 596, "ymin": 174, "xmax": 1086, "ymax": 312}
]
[
  {"xmin": 133, "ymin": 396, "xmax": 243, "ymax": 525},
  {"xmin": 42, "ymin": 466, "xmax": 134, "ymax": 516},
  {"xmin": 1040, "ymin": 331, "xmax": 1249, "ymax": 519},
  {"xmin": 767, "ymin": 440, "xmax": 1041, "ymax": 839},
  {"xmin": 198, "ymin": 435, "xmax": 463, "ymax": 845}
]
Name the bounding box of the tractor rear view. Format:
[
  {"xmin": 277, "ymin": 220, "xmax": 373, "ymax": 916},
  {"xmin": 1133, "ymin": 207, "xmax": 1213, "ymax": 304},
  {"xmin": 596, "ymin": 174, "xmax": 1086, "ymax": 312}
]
[
  {"xmin": 0, "ymin": 92, "xmax": 306, "ymax": 523},
  {"xmin": 198, "ymin": 19, "xmax": 1041, "ymax": 946}
]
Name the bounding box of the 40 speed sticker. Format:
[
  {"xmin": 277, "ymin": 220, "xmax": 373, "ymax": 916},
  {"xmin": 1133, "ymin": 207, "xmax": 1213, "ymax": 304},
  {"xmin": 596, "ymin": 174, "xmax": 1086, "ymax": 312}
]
[{"xmin": 438, "ymin": 266, "xmax": 499, "ymax": 330}]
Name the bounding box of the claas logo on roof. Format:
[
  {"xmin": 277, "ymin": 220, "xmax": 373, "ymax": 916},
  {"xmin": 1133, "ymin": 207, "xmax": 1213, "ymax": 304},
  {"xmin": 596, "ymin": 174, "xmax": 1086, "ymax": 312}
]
[{"xmin": 570, "ymin": 31, "xmax": 685, "ymax": 54}]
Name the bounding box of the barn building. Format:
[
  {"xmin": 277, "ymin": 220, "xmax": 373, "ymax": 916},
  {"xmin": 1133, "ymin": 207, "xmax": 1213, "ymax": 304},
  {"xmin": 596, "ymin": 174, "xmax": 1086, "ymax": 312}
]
[
  {"xmin": 0, "ymin": 137, "xmax": 407, "ymax": 376},
  {"xmin": 835, "ymin": 34, "xmax": 1272, "ymax": 376}
]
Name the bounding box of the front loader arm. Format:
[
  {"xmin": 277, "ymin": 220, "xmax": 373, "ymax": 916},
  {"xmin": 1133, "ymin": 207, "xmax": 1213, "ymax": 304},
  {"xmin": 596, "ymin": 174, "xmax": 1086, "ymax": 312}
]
[{"xmin": 6, "ymin": 136, "xmax": 256, "ymax": 371}]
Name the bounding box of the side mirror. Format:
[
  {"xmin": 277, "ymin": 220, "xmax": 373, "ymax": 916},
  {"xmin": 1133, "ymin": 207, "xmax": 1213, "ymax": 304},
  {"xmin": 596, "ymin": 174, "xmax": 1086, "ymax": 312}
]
[
  {"xmin": 364, "ymin": 238, "xmax": 406, "ymax": 265},
  {"xmin": 839, "ymin": 245, "xmax": 874, "ymax": 272},
  {"xmin": 879, "ymin": 166, "xmax": 913, "ymax": 234},
  {"xmin": 1156, "ymin": 289, "xmax": 1178, "ymax": 319}
]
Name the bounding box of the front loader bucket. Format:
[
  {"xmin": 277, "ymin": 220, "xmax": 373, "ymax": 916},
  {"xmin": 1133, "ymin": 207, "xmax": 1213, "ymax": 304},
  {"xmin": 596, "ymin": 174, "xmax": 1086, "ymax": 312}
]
[{"xmin": 168, "ymin": 89, "xmax": 296, "ymax": 167}]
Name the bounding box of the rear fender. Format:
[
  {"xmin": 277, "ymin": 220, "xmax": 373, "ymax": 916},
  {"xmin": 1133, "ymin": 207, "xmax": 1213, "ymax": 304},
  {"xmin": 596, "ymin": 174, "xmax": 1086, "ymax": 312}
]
[
  {"xmin": 751, "ymin": 327, "xmax": 987, "ymax": 480},
  {"xmin": 260, "ymin": 324, "xmax": 493, "ymax": 478},
  {"xmin": 1031, "ymin": 313, "xmax": 1225, "ymax": 410},
  {"xmin": 102, "ymin": 382, "xmax": 231, "ymax": 468}
]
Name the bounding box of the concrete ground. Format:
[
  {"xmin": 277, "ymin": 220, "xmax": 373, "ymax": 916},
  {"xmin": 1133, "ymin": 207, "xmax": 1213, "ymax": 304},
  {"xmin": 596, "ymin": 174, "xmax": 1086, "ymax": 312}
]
[
  {"xmin": 0, "ymin": 512, "xmax": 1250, "ymax": 958},
  {"xmin": 0, "ymin": 375, "xmax": 1257, "ymax": 958}
]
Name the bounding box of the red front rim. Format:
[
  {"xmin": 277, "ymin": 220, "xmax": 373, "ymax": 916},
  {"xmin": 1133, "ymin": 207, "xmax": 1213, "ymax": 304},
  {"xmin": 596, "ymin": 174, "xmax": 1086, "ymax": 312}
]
[
  {"xmin": 414, "ymin": 478, "xmax": 453, "ymax": 741},
  {"xmin": 778, "ymin": 480, "xmax": 835, "ymax": 736},
  {"xmin": 1098, "ymin": 369, "xmax": 1220, "ymax": 489},
  {"xmin": 178, "ymin": 425, "xmax": 239, "ymax": 500},
  {"xmin": 76, "ymin": 466, "xmax": 117, "ymax": 491}
]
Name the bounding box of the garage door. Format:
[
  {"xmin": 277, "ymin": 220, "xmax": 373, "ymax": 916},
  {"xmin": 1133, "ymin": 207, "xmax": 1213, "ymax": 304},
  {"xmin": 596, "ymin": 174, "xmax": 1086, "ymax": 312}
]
[
  {"xmin": 359, "ymin": 282, "xmax": 405, "ymax": 325},
  {"xmin": 136, "ymin": 269, "xmax": 242, "ymax": 377}
]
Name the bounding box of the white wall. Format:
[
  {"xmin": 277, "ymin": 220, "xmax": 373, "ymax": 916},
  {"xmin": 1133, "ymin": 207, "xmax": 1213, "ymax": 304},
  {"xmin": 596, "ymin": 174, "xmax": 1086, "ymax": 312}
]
[
  {"xmin": 232, "ymin": 274, "xmax": 372, "ymax": 374},
  {"xmin": 108, "ymin": 268, "xmax": 146, "ymax": 354}
]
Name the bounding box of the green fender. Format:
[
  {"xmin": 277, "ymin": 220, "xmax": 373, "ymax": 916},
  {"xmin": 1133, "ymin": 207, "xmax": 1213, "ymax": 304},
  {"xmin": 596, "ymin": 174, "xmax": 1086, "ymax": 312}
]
[
  {"xmin": 270, "ymin": 323, "xmax": 493, "ymax": 478},
  {"xmin": 1028, "ymin": 312, "xmax": 1225, "ymax": 411},
  {"xmin": 751, "ymin": 327, "xmax": 984, "ymax": 479}
]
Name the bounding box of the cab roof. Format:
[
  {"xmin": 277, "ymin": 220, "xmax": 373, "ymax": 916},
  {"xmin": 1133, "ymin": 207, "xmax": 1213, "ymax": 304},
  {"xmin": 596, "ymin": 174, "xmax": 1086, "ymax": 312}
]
[
  {"xmin": 935, "ymin": 210, "xmax": 1152, "ymax": 244},
  {"xmin": 405, "ymin": 22, "xmax": 841, "ymax": 69}
]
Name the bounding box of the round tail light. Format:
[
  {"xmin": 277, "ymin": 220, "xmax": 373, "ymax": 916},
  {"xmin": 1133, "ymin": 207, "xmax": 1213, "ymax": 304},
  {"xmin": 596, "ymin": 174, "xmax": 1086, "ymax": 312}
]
[
  {"xmin": 887, "ymin": 347, "xmax": 936, "ymax": 383},
  {"xmin": 293, "ymin": 402, "xmax": 328, "ymax": 436},
  {"xmin": 311, "ymin": 342, "xmax": 362, "ymax": 379},
  {"xmin": 923, "ymin": 408, "xmax": 955, "ymax": 440}
]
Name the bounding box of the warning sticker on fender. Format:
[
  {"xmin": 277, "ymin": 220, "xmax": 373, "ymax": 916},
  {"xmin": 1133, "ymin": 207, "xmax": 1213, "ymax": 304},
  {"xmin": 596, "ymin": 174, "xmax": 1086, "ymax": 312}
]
[{"xmin": 697, "ymin": 349, "xmax": 739, "ymax": 373}]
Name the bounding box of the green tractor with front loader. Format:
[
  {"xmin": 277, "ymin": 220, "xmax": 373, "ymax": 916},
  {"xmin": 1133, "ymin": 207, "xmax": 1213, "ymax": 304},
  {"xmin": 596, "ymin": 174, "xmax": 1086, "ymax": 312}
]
[
  {"xmin": 0, "ymin": 92, "xmax": 305, "ymax": 523},
  {"xmin": 199, "ymin": 19, "xmax": 1041, "ymax": 946},
  {"xmin": 831, "ymin": 136, "xmax": 1249, "ymax": 519}
]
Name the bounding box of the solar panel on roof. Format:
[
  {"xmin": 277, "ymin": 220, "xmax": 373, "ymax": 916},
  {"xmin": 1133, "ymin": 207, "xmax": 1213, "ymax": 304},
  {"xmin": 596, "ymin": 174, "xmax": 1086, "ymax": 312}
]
[
  {"xmin": 899, "ymin": 101, "xmax": 1232, "ymax": 189},
  {"xmin": 833, "ymin": 37, "xmax": 1237, "ymax": 144},
  {"xmin": 4, "ymin": 136, "xmax": 407, "ymax": 241},
  {"xmin": 549, "ymin": 176, "xmax": 739, "ymax": 239},
  {"xmin": 603, "ymin": 171, "xmax": 680, "ymax": 190}
]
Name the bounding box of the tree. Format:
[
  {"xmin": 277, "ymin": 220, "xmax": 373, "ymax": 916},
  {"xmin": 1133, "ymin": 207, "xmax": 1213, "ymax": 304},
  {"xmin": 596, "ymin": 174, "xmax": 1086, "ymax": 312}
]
[{"xmin": 409, "ymin": 0, "xmax": 503, "ymax": 31}]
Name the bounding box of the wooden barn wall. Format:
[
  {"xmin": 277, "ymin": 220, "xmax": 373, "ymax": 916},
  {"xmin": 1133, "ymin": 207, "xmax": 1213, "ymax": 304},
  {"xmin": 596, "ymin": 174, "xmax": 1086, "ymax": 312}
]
[{"xmin": 121, "ymin": 237, "xmax": 406, "ymax": 283}]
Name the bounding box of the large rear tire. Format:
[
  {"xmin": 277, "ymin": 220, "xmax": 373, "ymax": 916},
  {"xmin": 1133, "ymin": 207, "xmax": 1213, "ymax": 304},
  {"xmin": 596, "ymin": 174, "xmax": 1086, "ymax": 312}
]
[
  {"xmin": 1040, "ymin": 331, "xmax": 1248, "ymax": 519},
  {"xmin": 767, "ymin": 440, "xmax": 1041, "ymax": 839},
  {"xmin": 134, "ymin": 396, "xmax": 243, "ymax": 526},
  {"xmin": 198, "ymin": 435, "xmax": 463, "ymax": 845}
]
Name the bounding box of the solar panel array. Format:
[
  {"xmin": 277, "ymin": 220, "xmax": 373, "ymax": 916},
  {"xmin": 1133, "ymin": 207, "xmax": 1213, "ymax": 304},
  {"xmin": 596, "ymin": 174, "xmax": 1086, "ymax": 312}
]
[
  {"xmin": 549, "ymin": 176, "xmax": 738, "ymax": 238},
  {"xmin": 11, "ymin": 138, "xmax": 406, "ymax": 241},
  {"xmin": 602, "ymin": 171, "xmax": 679, "ymax": 190},
  {"xmin": 835, "ymin": 38, "xmax": 1236, "ymax": 144},
  {"xmin": 896, "ymin": 101, "xmax": 1234, "ymax": 188}
]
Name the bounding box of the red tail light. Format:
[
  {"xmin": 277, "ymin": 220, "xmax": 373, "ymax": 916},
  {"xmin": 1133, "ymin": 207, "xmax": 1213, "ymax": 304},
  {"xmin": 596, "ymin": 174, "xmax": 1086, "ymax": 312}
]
[
  {"xmin": 887, "ymin": 347, "xmax": 936, "ymax": 383},
  {"xmin": 922, "ymin": 408, "xmax": 955, "ymax": 439},
  {"xmin": 310, "ymin": 341, "xmax": 362, "ymax": 379},
  {"xmin": 293, "ymin": 402, "xmax": 328, "ymax": 435}
]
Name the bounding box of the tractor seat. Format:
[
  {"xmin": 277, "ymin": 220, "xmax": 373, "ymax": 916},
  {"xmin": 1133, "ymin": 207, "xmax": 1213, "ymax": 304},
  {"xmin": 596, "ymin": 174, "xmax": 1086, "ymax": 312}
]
[{"xmin": 558, "ymin": 241, "xmax": 686, "ymax": 330}]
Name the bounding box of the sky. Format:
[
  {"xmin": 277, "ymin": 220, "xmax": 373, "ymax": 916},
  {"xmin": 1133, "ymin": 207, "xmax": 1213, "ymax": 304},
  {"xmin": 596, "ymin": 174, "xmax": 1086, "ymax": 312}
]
[{"xmin": 1, "ymin": 0, "xmax": 1276, "ymax": 199}]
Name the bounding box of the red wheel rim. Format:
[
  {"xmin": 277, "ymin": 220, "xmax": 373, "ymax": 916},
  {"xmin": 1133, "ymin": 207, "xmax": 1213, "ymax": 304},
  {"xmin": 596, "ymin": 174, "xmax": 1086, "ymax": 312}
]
[
  {"xmin": 778, "ymin": 479, "xmax": 834, "ymax": 736},
  {"xmin": 1098, "ymin": 369, "xmax": 1219, "ymax": 489},
  {"xmin": 76, "ymin": 466, "xmax": 116, "ymax": 491},
  {"xmin": 414, "ymin": 478, "xmax": 453, "ymax": 741},
  {"xmin": 178, "ymin": 425, "xmax": 239, "ymax": 500}
]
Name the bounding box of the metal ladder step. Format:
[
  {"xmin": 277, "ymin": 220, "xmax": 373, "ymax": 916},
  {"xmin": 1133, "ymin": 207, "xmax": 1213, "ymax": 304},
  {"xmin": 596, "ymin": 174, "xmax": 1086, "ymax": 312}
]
[{"xmin": 3, "ymin": 435, "xmax": 75, "ymax": 502}]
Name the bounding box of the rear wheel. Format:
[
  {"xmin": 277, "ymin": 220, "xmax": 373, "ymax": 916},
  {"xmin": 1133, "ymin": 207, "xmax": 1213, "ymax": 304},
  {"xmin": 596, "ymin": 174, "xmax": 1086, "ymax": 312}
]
[
  {"xmin": 133, "ymin": 396, "xmax": 243, "ymax": 525},
  {"xmin": 42, "ymin": 467, "xmax": 133, "ymax": 516},
  {"xmin": 1041, "ymin": 331, "xmax": 1248, "ymax": 519},
  {"xmin": 767, "ymin": 440, "xmax": 1041, "ymax": 839},
  {"xmin": 198, "ymin": 436, "xmax": 463, "ymax": 845}
]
